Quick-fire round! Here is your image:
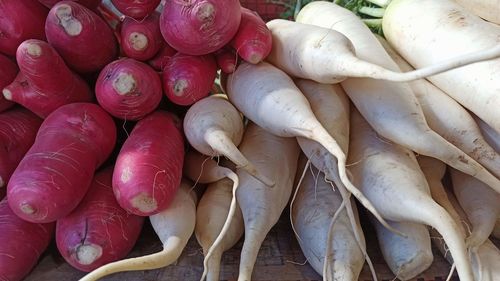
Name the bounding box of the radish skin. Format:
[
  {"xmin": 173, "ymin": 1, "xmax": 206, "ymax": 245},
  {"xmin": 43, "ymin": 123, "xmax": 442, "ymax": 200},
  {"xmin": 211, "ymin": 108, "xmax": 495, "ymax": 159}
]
[
  {"xmin": 113, "ymin": 111, "xmax": 184, "ymax": 216},
  {"xmin": 56, "ymin": 167, "xmax": 144, "ymax": 272},
  {"xmin": 453, "ymin": 0, "xmax": 500, "ymax": 24},
  {"xmin": 0, "ymin": 54, "xmax": 18, "ymax": 112},
  {"xmin": 95, "ymin": 58, "xmax": 162, "ymax": 120},
  {"xmin": 38, "ymin": 0, "xmax": 102, "ymax": 9},
  {"xmin": 183, "ymin": 95, "xmax": 273, "ymax": 186},
  {"xmin": 474, "ymin": 115, "xmax": 500, "ymax": 153},
  {"xmin": 0, "ymin": 108, "xmax": 42, "ymax": 189},
  {"xmin": 296, "ymin": 1, "xmax": 500, "ymax": 194},
  {"xmin": 0, "ymin": 199, "xmax": 55, "ymax": 281},
  {"xmin": 148, "ymin": 43, "xmax": 177, "ymax": 71},
  {"xmin": 79, "ymin": 180, "xmax": 197, "ymax": 281},
  {"xmin": 159, "ymin": 0, "xmax": 242, "ymax": 55},
  {"xmin": 7, "ymin": 103, "xmax": 116, "ymax": 223},
  {"xmin": 382, "ymin": 0, "xmax": 500, "ymax": 134},
  {"xmin": 196, "ymin": 178, "xmax": 244, "ymax": 281},
  {"xmin": 121, "ymin": 12, "xmax": 163, "ymax": 61},
  {"xmin": 236, "ymin": 123, "xmax": 300, "ymax": 281},
  {"xmin": 348, "ymin": 108, "xmax": 473, "ymax": 281},
  {"xmin": 0, "ymin": 0, "xmax": 48, "ymax": 56},
  {"xmin": 45, "ymin": 1, "xmax": 118, "ymax": 73},
  {"xmin": 111, "ymin": 0, "xmax": 160, "ymax": 19},
  {"xmin": 215, "ymin": 47, "xmax": 237, "ymax": 74},
  {"xmin": 450, "ymin": 169, "xmax": 500, "ymax": 249}
]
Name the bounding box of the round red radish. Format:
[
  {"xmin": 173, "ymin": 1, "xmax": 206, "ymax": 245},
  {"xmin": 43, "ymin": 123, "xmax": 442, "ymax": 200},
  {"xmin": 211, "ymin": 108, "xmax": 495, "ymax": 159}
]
[
  {"xmin": 45, "ymin": 1, "xmax": 118, "ymax": 73},
  {"xmin": 230, "ymin": 7, "xmax": 272, "ymax": 64},
  {"xmin": 38, "ymin": 0, "xmax": 102, "ymax": 9},
  {"xmin": 111, "ymin": 0, "xmax": 160, "ymax": 19},
  {"xmin": 0, "ymin": 199, "xmax": 55, "ymax": 281},
  {"xmin": 159, "ymin": 0, "xmax": 242, "ymax": 55},
  {"xmin": 162, "ymin": 53, "xmax": 217, "ymax": 106},
  {"xmin": 148, "ymin": 43, "xmax": 177, "ymax": 71},
  {"xmin": 215, "ymin": 47, "xmax": 238, "ymax": 74},
  {"xmin": 0, "ymin": 0, "xmax": 48, "ymax": 56},
  {"xmin": 113, "ymin": 111, "xmax": 184, "ymax": 216},
  {"xmin": 121, "ymin": 12, "xmax": 163, "ymax": 61},
  {"xmin": 56, "ymin": 167, "xmax": 144, "ymax": 272},
  {"xmin": 96, "ymin": 58, "xmax": 162, "ymax": 120},
  {"xmin": 0, "ymin": 54, "xmax": 18, "ymax": 112},
  {"xmin": 7, "ymin": 103, "xmax": 117, "ymax": 223}
]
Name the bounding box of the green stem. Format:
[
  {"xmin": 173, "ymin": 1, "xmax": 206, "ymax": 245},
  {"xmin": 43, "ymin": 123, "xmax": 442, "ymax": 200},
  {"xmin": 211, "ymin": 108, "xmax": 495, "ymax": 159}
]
[
  {"xmin": 364, "ymin": 0, "xmax": 392, "ymax": 8},
  {"xmin": 359, "ymin": 6, "xmax": 386, "ymax": 18},
  {"xmin": 362, "ymin": 18, "xmax": 383, "ymax": 28}
]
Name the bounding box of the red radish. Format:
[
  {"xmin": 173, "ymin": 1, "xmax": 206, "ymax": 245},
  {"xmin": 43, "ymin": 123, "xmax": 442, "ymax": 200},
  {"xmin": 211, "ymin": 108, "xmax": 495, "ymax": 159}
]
[
  {"xmin": 0, "ymin": 199, "xmax": 55, "ymax": 281},
  {"xmin": 0, "ymin": 54, "xmax": 18, "ymax": 112},
  {"xmin": 0, "ymin": 0, "xmax": 48, "ymax": 56},
  {"xmin": 159, "ymin": 0, "xmax": 242, "ymax": 55},
  {"xmin": 230, "ymin": 7, "xmax": 272, "ymax": 64},
  {"xmin": 216, "ymin": 47, "xmax": 238, "ymax": 74},
  {"xmin": 56, "ymin": 167, "xmax": 145, "ymax": 272},
  {"xmin": 162, "ymin": 53, "xmax": 217, "ymax": 106},
  {"xmin": 96, "ymin": 58, "xmax": 162, "ymax": 120},
  {"xmin": 38, "ymin": 0, "xmax": 102, "ymax": 9},
  {"xmin": 111, "ymin": 0, "xmax": 160, "ymax": 19},
  {"xmin": 7, "ymin": 103, "xmax": 116, "ymax": 223},
  {"xmin": 121, "ymin": 12, "xmax": 163, "ymax": 61},
  {"xmin": 148, "ymin": 43, "xmax": 177, "ymax": 71},
  {"xmin": 0, "ymin": 108, "xmax": 42, "ymax": 189},
  {"xmin": 4, "ymin": 40, "xmax": 92, "ymax": 118},
  {"xmin": 113, "ymin": 111, "xmax": 184, "ymax": 216},
  {"xmin": 45, "ymin": 1, "xmax": 118, "ymax": 73}
]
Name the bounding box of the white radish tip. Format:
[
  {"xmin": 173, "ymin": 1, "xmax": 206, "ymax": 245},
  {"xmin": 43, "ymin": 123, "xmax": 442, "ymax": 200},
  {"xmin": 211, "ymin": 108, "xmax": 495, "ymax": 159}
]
[
  {"xmin": 131, "ymin": 193, "xmax": 158, "ymax": 214},
  {"xmin": 129, "ymin": 32, "xmax": 148, "ymax": 51},
  {"xmin": 26, "ymin": 43, "xmax": 42, "ymax": 57},
  {"xmin": 55, "ymin": 4, "xmax": 83, "ymax": 36},
  {"xmin": 2, "ymin": 89, "xmax": 12, "ymax": 100},
  {"xmin": 112, "ymin": 73, "xmax": 137, "ymax": 95},
  {"xmin": 20, "ymin": 203, "xmax": 36, "ymax": 215},
  {"xmin": 76, "ymin": 244, "xmax": 103, "ymax": 265},
  {"xmin": 196, "ymin": 3, "xmax": 215, "ymax": 21},
  {"xmin": 173, "ymin": 80, "xmax": 188, "ymax": 96}
]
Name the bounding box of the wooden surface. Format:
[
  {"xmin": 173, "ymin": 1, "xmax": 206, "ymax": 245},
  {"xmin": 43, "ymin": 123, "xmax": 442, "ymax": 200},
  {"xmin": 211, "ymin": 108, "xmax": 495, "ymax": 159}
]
[{"xmin": 24, "ymin": 207, "xmax": 495, "ymax": 281}]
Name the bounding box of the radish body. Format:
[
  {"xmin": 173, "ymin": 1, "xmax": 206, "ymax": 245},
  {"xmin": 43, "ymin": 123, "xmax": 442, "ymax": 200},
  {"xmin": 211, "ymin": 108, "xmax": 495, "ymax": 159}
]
[
  {"xmin": 230, "ymin": 7, "xmax": 272, "ymax": 64},
  {"xmin": 56, "ymin": 167, "xmax": 144, "ymax": 272},
  {"xmin": 38, "ymin": 0, "xmax": 102, "ymax": 9},
  {"xmin": 0, "ymin": 108, "xmax": 42, "ymax": 189},
  {"xmin": 475, "ymin": 115, "xmax": 500, "ymax": 153},
  {"xmin": 159, "ymin": 0, "xmax": 242, "ymax": 55},
  {"xmin": 382, "ymin": 0, "xmax": 500, "ymax": 133},
  {"xmin": 236, "ymin": 123, "xmax": 300, "ymax": 281},
  {"xmin": 96, "ymin": 58, "xmax": 162, "ymax": 120},
  {"xmin": 113, "ymin": 111, "xmax": 184, "ymax": 216},
  {"xmin": 453, "ymin": 0, "xmax": 500, "ymax": 24},
  {"xmin": 80, "ymin": 180, "xmax": 197, "ymax": 281},
  {"xmin": 148, "ymin": 43, "xmax": 176, "ymax": 71},
  {"xmin": 348, "ymin": 109, "xmax": 473, "ymax": 281},
  {"xmin": 0, "ymin": 54, "xmax": 18, "ymax": 112},
  {"xmin": 121, "ymin": 12, "xmax": 163, "ymax": 61},
  {"xmin": 215, "ymin": 47, "xmax": 237, "ymax": 74},
  {"xmin": 4, "ymin": 39, "xmax": 92, "ymax": 118},
  {"xmin": 7, "ymin": 103, "xmax": 116, "ymax": 223},
  {"xmin": 111, "ymin": 0, "xmax": 160, "ymax": 19},
  {"xmin": 183, "ymin": 95, "xmax": 273, "ymax": 186},
  {"xmin": 45, "ymin": 1, "xmax": 118, "ymax": 73},
  {"xmin": 162, "ymin": 53, "xmax": 217, "ymax": 106},
  {"xmin": 0, "ymin": 0, "xmax": 48, "ymax": 56},
  {"xmin": 0, "ymin": 199, "xmax": 55, "ymax": 281}
]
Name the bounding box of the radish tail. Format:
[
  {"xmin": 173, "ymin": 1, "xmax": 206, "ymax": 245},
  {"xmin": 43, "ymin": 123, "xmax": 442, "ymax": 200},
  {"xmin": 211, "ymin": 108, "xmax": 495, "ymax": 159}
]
[
  {"xmin": 205, "ymin": 248, "xmax": 223, "ymax": 281},
  {"xmin": 205, "ymin": 129, "xmax": 275, "ymax": 187},
  {"xmin": 238, "ymin": 228, "xmax": 269, "ymax": 281},
  {"xmin": 79, "ymin": 237, "xmax": 184, "ymax": 281},
  {"xmin": 323, "ymin": 200, "xmax": 345, "ymax": 281}
]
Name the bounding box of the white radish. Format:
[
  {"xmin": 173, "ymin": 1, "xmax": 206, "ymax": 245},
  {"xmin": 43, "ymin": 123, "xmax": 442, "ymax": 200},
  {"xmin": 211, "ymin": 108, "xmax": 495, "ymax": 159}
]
[
  {"xmin": 296, "ymin": 1, "xmax": 500, "ymax": 194},
  {"xmin": 474, "ymin": 115, "xmax": 500, "ymax": 153},
  {"xmin": 183, "ymin": 95, "xmax": 273, "ymax": 186},
  {"xmin": 195, "ymin": 178, "xmax": 244, "ymax": 281},
  {"xmin": 347, "ymin": 108, "xmax": 473, "ymax": 281},
  {"xmin": 79, "ymin": 180, "xmax": 197, "ymax": 281},
  {"xmin": 236, "ymin": 122, "xmax": 300, "ymax": 281},
  {"xmin": 453, "ymin": 0, "xmax": 500, "ymax": 24}
]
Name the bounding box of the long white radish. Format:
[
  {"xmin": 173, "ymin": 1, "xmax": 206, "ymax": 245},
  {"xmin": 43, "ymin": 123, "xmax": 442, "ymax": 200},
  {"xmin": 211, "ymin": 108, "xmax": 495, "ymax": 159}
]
[
  {"xmin": 227, "ymin": 61, "xmax": 399, "ymax": 235},
  {"xmin": 379, "ymin": 36, "xmax": 500, "ymax": 178},
  {"xmin": 79, "ymin": 180, "xmax": 197, "ymax": 281},
  {"xmin": 195, "ymin": 178, "xmax": 244, "ymax": 281},
  {"xmin": 236, "ymin": 122, "xmax": 300, "ymax": 281},
  {"xmin": 348, "ymin": 108, "xmax": 473, "ymax": 281},
  {"xmin": 293, "ymin": 164, "xmax": 365, "ymax": 281},
  {"xmin": 183, "ymin": 95, "xmax": 273, "ymax": 186},
  {"xmin": 453, "ymin": 0, "xmax": 500, "ymax": 24},
  {"xmin": 450, "ymin": 169, "xmax": 500, "ymax": 249},
  {"xmin": 418, "ymin": 156, "xmax": 464, "ymax": 227},
  {"xmin": 382, "ymin": 0, "xmax": 500, "ymax": 134},
  {"xmin": 474, "ymin": 115, "xmax": 500, "ymax": 153},
  {"xmin": 371, "ymin": 219, "xmax": 433, "ymax": 280},
  {"xmin": 296, "ymin": 1, "xmax": 500, "ymax": 194},
  {"xmin": 266, "ymin": 19, "xmax": 500, "ymax": 84}
]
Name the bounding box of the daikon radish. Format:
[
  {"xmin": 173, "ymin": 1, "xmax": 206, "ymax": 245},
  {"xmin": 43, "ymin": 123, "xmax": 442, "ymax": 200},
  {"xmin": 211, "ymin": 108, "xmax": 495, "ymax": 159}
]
[
  {"xmin": 453, "ymin": 0, "xmax": 500, "ymax": 24},
  {"xmin": 474, "ymin": 115, "xmax": 500, "ymax": 153}
]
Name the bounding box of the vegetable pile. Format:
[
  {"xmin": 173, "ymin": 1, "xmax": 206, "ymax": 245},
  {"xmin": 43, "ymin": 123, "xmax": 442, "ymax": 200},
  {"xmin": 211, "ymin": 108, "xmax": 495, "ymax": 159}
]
[{"xmin": 0, "ymin": 0, "xmax": 499, "ymax": 281}]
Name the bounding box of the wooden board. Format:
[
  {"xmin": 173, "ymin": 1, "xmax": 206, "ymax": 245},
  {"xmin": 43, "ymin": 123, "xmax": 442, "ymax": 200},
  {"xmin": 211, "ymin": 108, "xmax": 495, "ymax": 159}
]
[{"xmin": 25, "ymin": 208, "xmax": 494, "ymax": 281}]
